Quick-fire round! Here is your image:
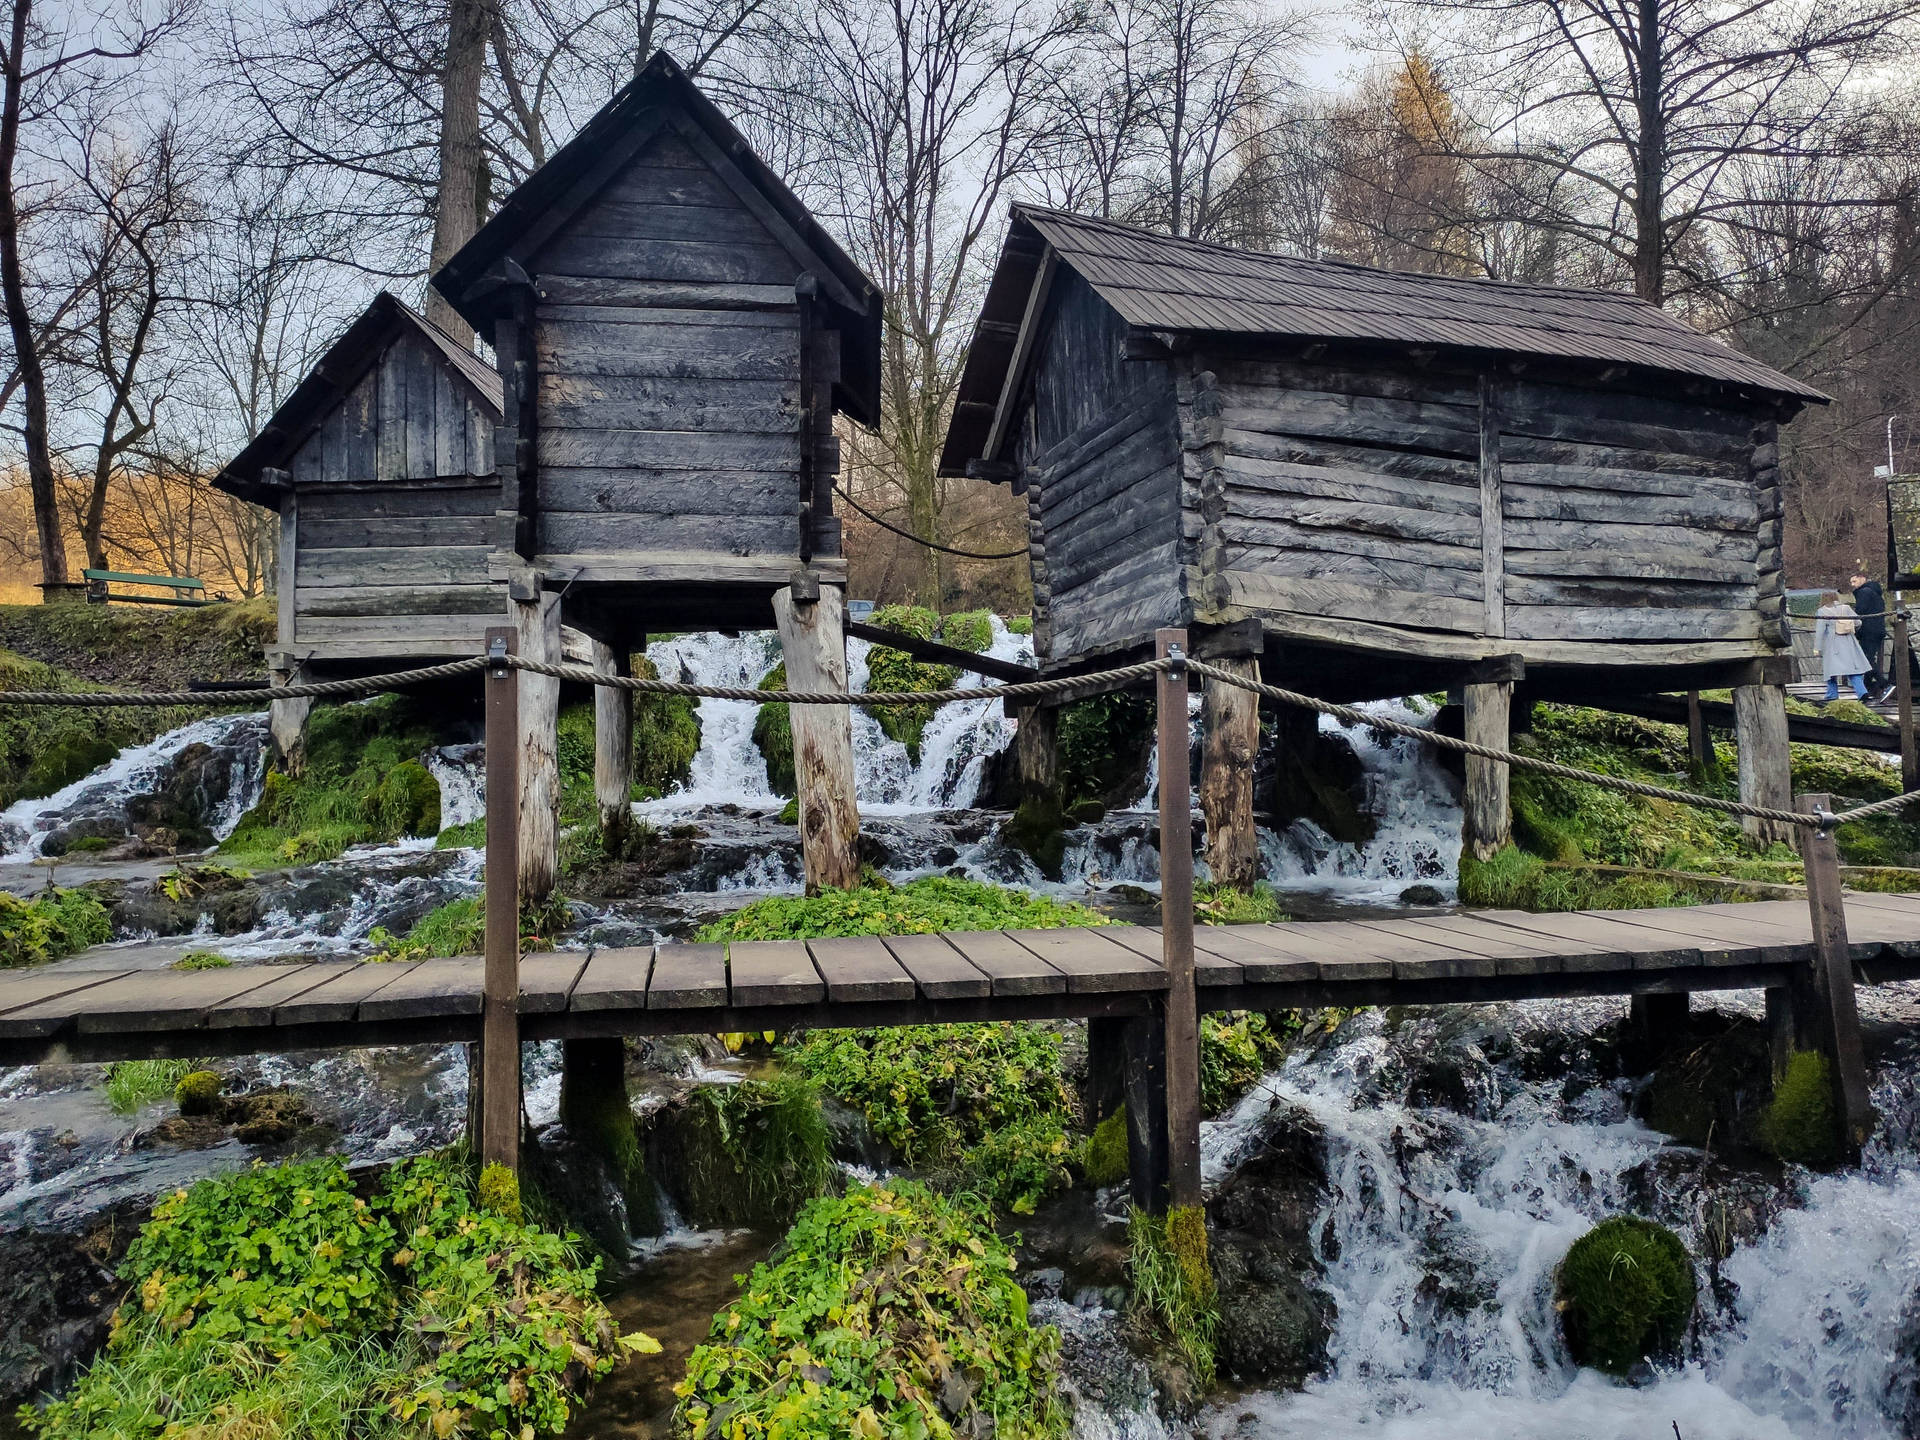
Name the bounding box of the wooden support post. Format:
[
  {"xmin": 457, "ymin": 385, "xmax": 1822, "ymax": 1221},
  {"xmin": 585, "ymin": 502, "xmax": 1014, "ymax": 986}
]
[
  {"xmin": 773, "ymin": 580, "xmax": 860, "ymax": 893},
  {"xmin": 1686, "ymin": 690, "xmax": 1719, "ymax": 781},
  {"xmin": 1896, "ymin": 610, "xmax": 1917, "ymax": 794},
  {"xmin": 1734, "ymin": 683, "xmax": 1794, "ymax": 846},
  {"xmin": 267, "ymin": 651, "xmax": 311, "ymax": 778},
  {"xmin": 1462, "ymin": 681, "xmax": 1512, "ymax": 861},
  {"xmin": 1155, "ymin": 628, "xmax": 1203, "ymax": 1215},
  {"xmin": 1199, "ymin": 653, "xmax": 1261, "ymax": 891},
  {"xmin": 1626, "ymin": 992, "xmax": 1689, "ymax": 1066},
  {"xmin": 1084, "ymin": 1015, "xmax": 1127, "ymax": 1127},
  {"xmin": 1122, "ymin": 1010, "xmax": 1168, "ymax": 1214},
  {"xmin": 513, "ymin": 589, "xmax": 562, "ymax": 902},
  {"xmin": 591, "ymin": 637, "xmax": 634, "ymax": 853},
  {"xmin": 1013, "ymin": 703, "xmax": 1059, "ymax": 803},
  {"xmin": 1793, "ymin": 794, "xmax": 1876, "ymax": 1160},
  {"xmin": 481, "ymin": 627, "xmax": 521, "ymax": 1175}
]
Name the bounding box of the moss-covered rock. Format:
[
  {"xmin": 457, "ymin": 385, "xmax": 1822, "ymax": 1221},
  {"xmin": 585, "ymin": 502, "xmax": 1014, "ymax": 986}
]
[
  {"xmin": 173, "ymin": 1070, "xmax": 222, "ymax": 1116},
  {"xmin": 477, "ymin": 1160, "xmax": 523, "ymax": 1221},
  {"xmin": 862, "ymin": 605, "xmax": 959, "ymax": 762},
  {"xmin": 1059, "ymin": 690, "xmax": 1155, "ymax": 809},
  {"xmin": 1085, "ymin": 1105, "xmax": 1129, "ymax": 1186},
  {"xmin": 941, "ymin": 608, "xmax": 994, "ymax": 653},
  {"xmin": 647, "ymin": 1076, "xmax": 831, "ymax": 1230},
  {"xmin": 360, "ymin": 759, "xmax": 440, "ymax": 837},
  {"xmin": 1003, "ymin": 792, "xmax": 1071, "ymax": 880},
  {"xmin": 1556, "ymin": 1216, "xmax": 1696, "ymax": 1375},
  {"xmin": 751, "ymin": 662, "xmax": 795, "ymax": 797},
  {"xmin": 1759, "ymin": 1049, "xmax": 1841, "ymax": 1168}
]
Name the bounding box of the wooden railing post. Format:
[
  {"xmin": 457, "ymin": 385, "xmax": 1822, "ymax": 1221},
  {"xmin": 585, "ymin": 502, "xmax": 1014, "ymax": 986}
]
[
  {"xmin": 1155, "ymin": 628, "xmax": 1202, "ymax": 1214},
  {"xmin": 1895, "ymin": 609, "xmax": 1916, "ymax": 794},
  {"xmin": 482, "ymin": 628, "xmax": 522, "ymax": 1175},
  {"xmin": 1793, "ymin": 793, "xmax": 1875, "ymax": 1161}
]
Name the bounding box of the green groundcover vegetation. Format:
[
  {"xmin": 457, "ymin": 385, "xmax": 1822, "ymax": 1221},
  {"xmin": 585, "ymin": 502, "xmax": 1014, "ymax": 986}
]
[
  {"xmin": 0, "ymin": 651, "xmax": 198, "ymax": 813},
  {"xmin": 25, "ymin": 1152, "xmax": 655, "ymax": 1440},
  {"xmin": 0, "ymin": 888, "xmax": 110, "ymax": 967},
  {"xmin": 674, "ymin": 1180, "xmax": 1067, "ymax": 1439}
]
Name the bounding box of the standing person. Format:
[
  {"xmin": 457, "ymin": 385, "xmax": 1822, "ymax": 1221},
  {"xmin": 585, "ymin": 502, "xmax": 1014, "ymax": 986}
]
[
  {"xmin": 1816, "ymin": 590, "xmax": 1872, "ymax": 702},
  {"xmin": 1851, "ymin": 570, "xmax": 1888, "ymax": 697}
]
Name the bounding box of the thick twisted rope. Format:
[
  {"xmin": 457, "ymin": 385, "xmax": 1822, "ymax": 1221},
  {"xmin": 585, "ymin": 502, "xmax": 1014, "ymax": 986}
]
[{"xmin": 0, "ymin": 656, "xmax": 494, "ymax": 707}]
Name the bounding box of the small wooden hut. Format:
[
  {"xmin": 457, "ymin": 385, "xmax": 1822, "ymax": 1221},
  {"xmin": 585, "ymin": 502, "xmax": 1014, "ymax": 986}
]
[
  {"xmin": 427, "ymin": 50, "xmax": 883, "ymax": 894},
  {"xmin": 940, "ymin": 206, "xmax": 1827, "ymax": 877},
  {"xmin": 214, "ymin": 292, "xmax": 506, "ymax": 768}
]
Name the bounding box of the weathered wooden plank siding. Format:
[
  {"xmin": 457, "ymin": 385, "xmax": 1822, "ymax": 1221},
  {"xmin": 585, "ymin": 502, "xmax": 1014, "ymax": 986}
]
[{"xmin": 288, "ymin": 333, "xmax": 494, "ymax": 487}]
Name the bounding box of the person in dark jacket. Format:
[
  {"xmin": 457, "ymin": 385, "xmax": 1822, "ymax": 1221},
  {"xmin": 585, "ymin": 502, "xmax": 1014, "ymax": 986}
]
[{"xmin": 1851, "ymin": 571, "xmax": 1888, "ymax": 697}]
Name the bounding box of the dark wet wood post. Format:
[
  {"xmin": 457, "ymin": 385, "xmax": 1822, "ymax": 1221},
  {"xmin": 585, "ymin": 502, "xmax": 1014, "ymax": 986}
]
[
  {"xmin": 1156, "ymin": 628, "xmax": 1203, "ymax": 1213},
  {"xmin": 482, "ymin": 626, "xmax": 522, "ymax": 1174},
  {"xmin": 1686, "ymin": 690, "xmax": 1718, "ymax": 780},
  {"xmin": 1895, "ymin": 610, "xmax": 1917, "ymax": 794},
  {"xmin": 1793, "ymin": 793, "xmax": 1875, "ymax": 1161}
]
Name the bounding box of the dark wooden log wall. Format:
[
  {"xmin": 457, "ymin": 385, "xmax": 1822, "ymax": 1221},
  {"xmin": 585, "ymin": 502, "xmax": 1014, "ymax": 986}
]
[
  {"xmin": 1018, "ymin": 273, "xmax": 1182, "ymax": 662},
  {"xmin": 525, "ymin": 129, "xmax": 832, "ymax": 576},
  {"xmin": 285, "ymin": 331, "xmax": 501, "ymax": 658}
]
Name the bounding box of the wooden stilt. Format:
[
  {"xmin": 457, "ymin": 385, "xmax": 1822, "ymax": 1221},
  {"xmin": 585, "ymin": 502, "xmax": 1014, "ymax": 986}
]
[
  {"xmin": 1122, "ymin": 1010, "xmax": 1169, "ymax": 1214},
  {"xmin": 1793, "ymin": 794, "xmax": 1876, "ymax": 1160},
  {"xmin": 1199, "ymin": 653, "xmax": 1261, "ymax": 891},
  {"xmin": 1686, "ymin": 690, "xmax": 1719, "ymax": 781},
  {"xmin": 513, "ymin": 590, "xmax": 562, "ymax": 902},
  {"xmin": 591, "ymin": 636, "xmax": 634, "ymax": 853},
  {"xmin": 1013, "ymin": 703, "xmax": 1059, "ymax": 803},
  {"xmin": 1462, "ymin": 681, "xmax": 1512, "ymax": 861},
  {"xmin": 1896, "ymin": 610, "xmax": 1917, "ymax": 794},
  {"xmin": 1085, "ymin": 1015, "xmax": 1126, "ymax": 1126},
  {"xmin": 1626, "ymin": 992, "xmax": 1689, "ymax": 1065},
  {"xmin": 481, "ymin": 627, "xmax": 522, "ymax": 1175},
  {"xmin": 1155, "ymin": 628, "xmax": 1203, "ymax": 1214},
  {"xmin": 267, "ymin": 650, "xmax": 311, "ymax": 778},
  {"xmin": 1734, "ymin": 683, "xmax": 1793, "ymax": 846},
  {"xmin": 773, "ymin": 580, "xmax": 860, "ymax": 893}
]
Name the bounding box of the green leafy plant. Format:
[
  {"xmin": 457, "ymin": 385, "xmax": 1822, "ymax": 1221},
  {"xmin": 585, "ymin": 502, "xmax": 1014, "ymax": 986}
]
[
  {"xmin": 363, "ymin": 893, "xmax": 569, "ymax": 961},
  {"xmin": 1200, "ymin": 1011, "xmax": 1287, "ymax": 1113},
  {"xmin": 102, "ymin": 1058, "xmax": 195, "ymax": 1114},
  {"xmin": 785, "ymin": 1022, "xmax": 1078, "ymax": 1212},
  {"xmin": 675, "ymin": 1181, "xmax": 1067, "ymax": 1439},
  {"xmin": 1127, "ymin": 1205, "xmax": 1219, "ymax": 1386},
  {"xmin": 1555, "ymin": 1215, "xmax": 1696, "ymax": 1375},
  {"xmin": 654, "ymin": 1075, "xmax": 833, "ymax": 1229},
  {"xmin": 697, "ymin": 875, "xmax": 1108, "ymax": 942},
  {"xmin": 1194, "ymin": 882, "xmax": 1284, "ymax": 925},
  {"xmin": 0, "ymin": 888, "xmax": 110, "ymax": 967}
]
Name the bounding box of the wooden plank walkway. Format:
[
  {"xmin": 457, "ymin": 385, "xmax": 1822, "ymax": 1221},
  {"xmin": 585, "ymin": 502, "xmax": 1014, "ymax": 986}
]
[{"xmin": 5, "ymin": 897, "xmax": 1919, "ymax": 1066}]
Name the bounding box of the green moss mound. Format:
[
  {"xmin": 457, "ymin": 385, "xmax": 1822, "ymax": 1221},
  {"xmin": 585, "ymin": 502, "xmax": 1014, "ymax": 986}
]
[
  {"xmin": 1084, "ymin": 1106, "xmax": 1130, "ymax": 1186},
  {"xmin": 1128, "ymin": 1205, "xmax": 1219, "ymax": 1387},
  {"xmin": 1759, "ymin": 1049, "xmax": 1841, "ymax": 1168},
  {"xmin": 173, "ymin": 1070, "xmax": 222, "ymax": 1116},
  {"xmin": 752, "ymin": 661, "xmax": 796, "ymax": 797},
  {"xmin": 24, "ymin": 1152, "xmax": 644, "ymax": 1440},
  {"xmin": 1555, "ymin": 1216, "xmax": 1696, "ymax": 1376},
  {"xmin": 652, "ymin": 1075, "xmax": 831, "ymax": 1229},
  {"xmin": 1004, "ymin": 792, "xmax": 1070, "ymax": 879},
  {"xmin": 785, "ymin": 1023, "xmax": 1077, "ymax": 1212},
  {"xmin": 0, "ymin": 888, "xmax": 110, "ymax": 967},
  {"xmin": 696, "ymin": 875, "xmax": 1108, "ymax": 942},
  {"xmin": 363, "ymin": 892, "xmax": 569, "ymax": 961},
  {"xmin": 676, "ymin": 1181, "xmax": 1067, "ymax": 1438},
  {"xmin": 863, "ymin": 605, "xmax": 960, "ymax": 762},
  {"xmin": 219, "ymin": 695, "xmax": 452, "ymax": 868},
  {"xmin": 1007, "ymin": 614, "xmax": 1034, "ymax": 636},
  {"xmin": 477, "ymin": 1160, "xmax": 523, "ymax": 1221},
  {"xmin": 941, "ymin": 608, "xmax": 994, "ymax": 653}
]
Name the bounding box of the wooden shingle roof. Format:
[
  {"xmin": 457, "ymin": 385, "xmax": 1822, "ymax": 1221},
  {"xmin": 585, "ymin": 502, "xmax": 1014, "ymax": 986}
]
[{"xmin": 941, "ymin": 206, "xmax": 1825, "ymax": 476}]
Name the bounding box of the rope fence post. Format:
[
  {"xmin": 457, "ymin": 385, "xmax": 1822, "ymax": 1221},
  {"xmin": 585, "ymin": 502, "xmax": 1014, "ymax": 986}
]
[
  {"xmin": 482, "ymin": 628, "xmax": 522, "ymax": 1177},
  {"xmin": 1793, "ymin": 793, "xmax": 1875, "ymax": 1162},
  {"xmin": 1897, "ymin": 609, "xmax": 1917, "ymax": 794},
  {"xmin": 1155, "ymin": 628, "xmax": 1202, "ymax": 1220}
]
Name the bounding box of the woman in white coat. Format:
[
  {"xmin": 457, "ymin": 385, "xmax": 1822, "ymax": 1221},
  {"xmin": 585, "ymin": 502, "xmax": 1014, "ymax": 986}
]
[{"xmin": 1816, "ymin": 589, "xmax": 1872, "ymax": 702}]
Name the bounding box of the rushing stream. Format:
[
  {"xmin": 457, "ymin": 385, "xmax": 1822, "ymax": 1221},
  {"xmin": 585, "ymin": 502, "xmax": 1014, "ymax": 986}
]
[{"xmin": 0, "ymin": 626, "xmax": 1915, "ymax": 1436}]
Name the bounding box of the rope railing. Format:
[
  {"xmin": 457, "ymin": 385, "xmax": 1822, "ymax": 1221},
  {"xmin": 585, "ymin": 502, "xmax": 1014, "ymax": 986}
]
[{"xmin": 2, "ymin": 647, "xmax": 1917, "ymax": 831}]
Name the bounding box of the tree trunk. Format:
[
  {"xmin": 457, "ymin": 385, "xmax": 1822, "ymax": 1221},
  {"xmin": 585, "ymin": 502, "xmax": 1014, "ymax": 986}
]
[
  {"xmin": 773, "ymin": 582, "xmax": 861, "ymax": 893},
  {"xmin": 1631, "ymin": 0, "xmax": 1666, "ymax": 305},
  {"xmin": 0, "ymin": 0, "xmax": 67, "ymax": 594},
  {"xmin": 427, "ymin": 0, "xmax": 490, "ymax": 343},
  {"xmin": 1198, "ymin": 655, "xmax": 1260, "ymax": 890}
]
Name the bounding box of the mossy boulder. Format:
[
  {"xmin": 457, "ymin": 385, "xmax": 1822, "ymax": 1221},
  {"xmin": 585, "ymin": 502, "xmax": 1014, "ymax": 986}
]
[
  {"xmin": 1759, "ymin": 1049, "xmax": 1841, "ymax": 1168},
  {"xmin": 752, "ymin": 663, "xmax": 796, "ymax": 797},
  {"xmin": 361, "ymin": 759, "xmax": 440, "ymax": 838},
  {"xmin": 1555, "ymin": 1216, "xmax": 1696, "ymax": 1375},
  {"xmin": 862, "ymin": 605, "xmax": 959, "ymax": 762},
  {"xmin": 646, "ymin": 1076, "xmax": 831, "ymax": 1230},
  {"xmin": 941, "ymin": 608, "xmax": 994, "ymax": 653},
  {"xmin": 477, "ymin": 1161, "xmax": 522, "ymax": 1221},
  {"xmin": 1084, "ymin": 1105, "xmax": 1129, "ymax": 1186},
  {"xmin": 1003, "ymin": 792, "xmax": 1070, "ymax": 880},
  {"xmin": 173, "ymin": 1071, "xmax": 222, "ymax": 1117}
]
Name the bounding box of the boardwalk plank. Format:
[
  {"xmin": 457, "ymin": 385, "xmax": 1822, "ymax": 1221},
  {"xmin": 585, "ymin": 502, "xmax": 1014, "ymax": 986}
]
[
  {"xmin": 1360, "ymin": 917, "xmax": 1559, "ymax": 977},
  {"xmin": 1611, "ymin": 906, "xmax": 1811, "ymax": 963},
  {"xmin": 1006, "ymin": 928, "xmax": 1167, "ymax": 993},
  {"xmin": 728, "ymin": 940, "xmax": 824, "ymax": 1006},
  {"xmin": 807, "ymin": 937, "xmax": 917, "ymax": 1002},
  {"xmin": 1587, "ymin": 908, "xmax": 1783, "ymax": 966},
  {"xmin": 0, "ymin": 970, "xmax": 136, "ymax": 1036},
  {"xmin": 1224, "ymin": 924, "xmax": 1372, "ymax": 980},
  {"xmin": 276, "ymin": 963, "xmax": 424, "ymax": 1026},
  {"xmin": 1477, "ymin": 910, "xmax": 1700, "ymax": 970},
  {"xmin": 520, "ymin": 953, "xmax": 590, "ymax": 1013},
  {"xmin": 644, "ymin": 944, "xmax": 725, "ymax": 1010},
  {"xmin": 1432, "ymin": 912, "xmax": 1625, "ymax": 972},
  {"xmin": 569, "ymin": 946, "xmax": 656, "ymax": 1011},
  {"xmin": 881, "ymin": 934, "xmax": 991, "ymax": 1000},
  {"xmin": 1103, "ymin": 924, "xmax": 1245, "ymax": 986},
  {"xmin": 359, "ymin": 956, "xmax": 486, "ymax": 1021},
  {"xmin": 941, "ymin": 931, "xmax": 1067, "ymax": 996},
  {"xmin": 209, "ymin": 964, "xmax": 346, "ymax": 1028},
  {"xmin": 71, "ymin": 968, "xmax": 291, "ymax": 1034}
]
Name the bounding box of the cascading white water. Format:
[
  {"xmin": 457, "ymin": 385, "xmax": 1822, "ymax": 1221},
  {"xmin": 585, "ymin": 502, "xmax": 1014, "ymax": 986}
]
[
  {"xmin": 645, "ymin": 631, "xmax": 784, "ymax": 808},
  {"xmin": 425, "ymin": 744, "xmax": 486, "ymax": 831},
  {"xmin": 1196, "ymin": 998, "xmax": 1920, "ymax": 1440}
]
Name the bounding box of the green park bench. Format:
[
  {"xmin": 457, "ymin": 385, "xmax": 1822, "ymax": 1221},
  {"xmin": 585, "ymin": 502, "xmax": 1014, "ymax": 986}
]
[{"xmin": 82, "ymin": 569, "xmax": 221, "ymax": 608}]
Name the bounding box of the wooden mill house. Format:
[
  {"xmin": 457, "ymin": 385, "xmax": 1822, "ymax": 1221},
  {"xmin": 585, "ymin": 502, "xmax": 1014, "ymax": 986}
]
[
  {"xmin": 213, "ymin": 292, "xmax": 507, "ymax": 773},
  {"xmin": 940, "ymin": 206, "xmax": 1825, "ymax": 891},
  {"xmin": 426, "ymin": 50, "xmax": 882, "ymax": 898}
]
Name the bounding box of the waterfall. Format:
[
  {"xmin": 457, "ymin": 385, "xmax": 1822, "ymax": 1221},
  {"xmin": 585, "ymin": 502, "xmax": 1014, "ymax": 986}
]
[{"xmin": 425, "ymin": 744, "xmax": 486, "ymax": 831}]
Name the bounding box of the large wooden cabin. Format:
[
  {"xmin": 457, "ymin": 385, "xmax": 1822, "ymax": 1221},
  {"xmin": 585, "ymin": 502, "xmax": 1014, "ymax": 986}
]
[
  {"xmin": 942, "ymin": 207, "xmax": 1828, "ymax": 873},
  {"xmin": 429, "ymin": 49, "xmax": 881, "ymax": 637},
  {"xmin": 941, "ymin": 207, "xmax": 1824, "ymax": 703},
  {"xmin": 214, "ymin": 293, "xmax": 505, "ymax": 670}
]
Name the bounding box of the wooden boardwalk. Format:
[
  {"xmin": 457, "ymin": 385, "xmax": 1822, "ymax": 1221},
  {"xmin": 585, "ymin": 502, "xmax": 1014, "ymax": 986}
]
[{"xmin": 7, "ymin": 895, "xmax": 1919, "ymax": 1067}]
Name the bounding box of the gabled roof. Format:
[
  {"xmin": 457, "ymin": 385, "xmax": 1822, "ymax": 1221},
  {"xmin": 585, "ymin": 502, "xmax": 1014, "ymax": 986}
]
[
  {"xmin": 430, "ymin": 50, "xmax": 881, "ymax": 428},
  {"xmin": 213, "ymin": 293, "xmax": 503, "ymax": 505},
  {"xmin": 941, "ymin": 205, "xmax": 1826, "ymax": 476}
]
